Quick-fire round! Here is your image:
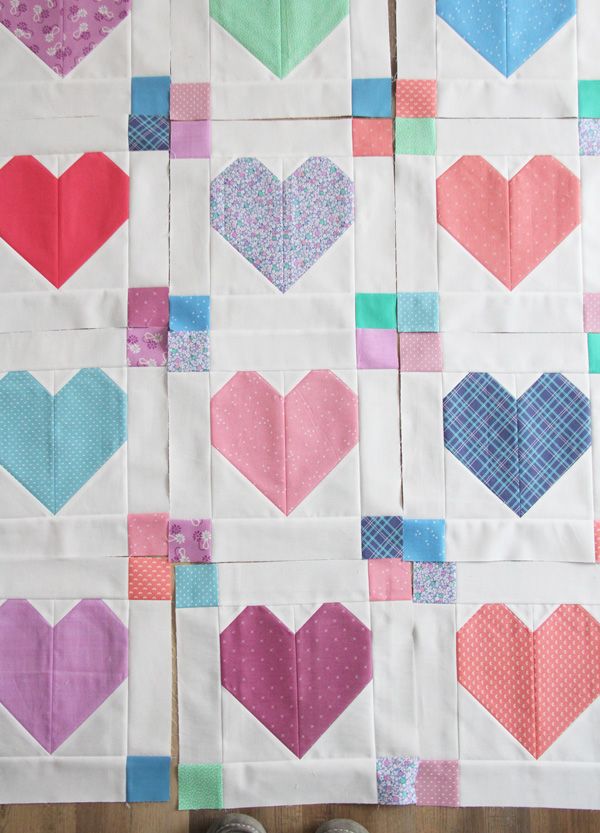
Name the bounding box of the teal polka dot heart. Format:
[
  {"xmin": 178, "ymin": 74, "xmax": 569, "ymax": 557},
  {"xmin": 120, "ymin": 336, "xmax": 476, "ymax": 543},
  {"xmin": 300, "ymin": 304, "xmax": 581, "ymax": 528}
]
[{"xmin": 0, "ymin": 369, "xmax": 126, "ymax": 514}]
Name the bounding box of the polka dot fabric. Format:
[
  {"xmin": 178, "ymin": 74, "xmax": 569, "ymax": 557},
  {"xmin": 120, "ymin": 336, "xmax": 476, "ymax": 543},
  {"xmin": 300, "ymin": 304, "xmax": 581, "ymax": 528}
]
[
  {"xmin": 170, "ymin": 83, "xmax": 211, "ymax": 121},
  {"xmin": 416, "ymin": 760, "xmax": 459, "ymax": 806},
  {"xmin": 128, "ymin": 513, "xmax": 169, "ymax": 556},
  {"xmin": 352, "ymin": 118, "xmax": 393, "ymax": 157},
  {"xmin": 396, "ymin": 79, "xmax": 437, "ymax": 118},
  {"xmin": 399, "ymin": 333, "xmax": 443, "ymax": 372},
  {"xmin": 368, "ymin": 560, "xmax": 412, "ymax": 601}
]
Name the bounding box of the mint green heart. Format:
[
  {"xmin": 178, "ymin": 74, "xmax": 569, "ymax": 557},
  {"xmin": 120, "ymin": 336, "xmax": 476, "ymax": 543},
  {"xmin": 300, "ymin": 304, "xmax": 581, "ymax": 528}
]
[{"xmin": 210, "ymin": 0, "xmax": 349, "ymax": 78}]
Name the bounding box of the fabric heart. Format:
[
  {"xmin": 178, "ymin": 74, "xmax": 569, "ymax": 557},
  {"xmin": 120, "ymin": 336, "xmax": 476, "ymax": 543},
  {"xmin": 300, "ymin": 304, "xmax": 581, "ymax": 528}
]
[
  {"xmin": 0, "ymin": 599, "xmax": 127, "ymax": 753},
  {"xmin": 437, "ymin": 156, "xmax": 580, "ymax": 290},
  {"xmin": 0, "ymin": 153, "xmax": 129, "ymax": 289},
  {"xmin": 210, "ymin": 0, "xmax": 348, "ymax": 78},
  {"xmin": 211, "ymin": 370, "xmax": 358, "ymax": 515},
  {"xmin": 0, "ymin": 369, "xmax": 126, "ymax": 514},
  {"xmin": 1, "ymin": 0, "xmax": 130, "ymax": 77},
  {"xmin": 443, "ymin": 372, "xmax": 591, "ymax": 516},
  {"xmin": 220, "ymin": 603, "xmax": 372, "ymax": 757},
  {"xmin": 211, "ymin": 157, "xmax": 354, "ymax": 293},
  {"xmin": 458, "ymin": 604, "xmax": 600, "ymax": 758},
  {"xmin": 436, "ymin": 0, "xmax": 576, "ymax": 77}
]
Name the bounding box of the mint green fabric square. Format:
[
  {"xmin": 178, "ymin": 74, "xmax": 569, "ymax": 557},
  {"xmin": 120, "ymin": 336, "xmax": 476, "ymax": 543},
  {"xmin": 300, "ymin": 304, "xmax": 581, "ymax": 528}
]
[
  {"xmin": 395, "ymin": 118, "xmax": 436, "ymax": 155},
  {"xmin": 579, "ymin": 81, "xmax": 600, "ymax": 118},
  {"xmin": 589, "ymin": 334, "xmax": 600, "ymax": 373},
  {"xmin": 175, "ymin": 564, "xmax": 218, "ymax": 608},
  {"xmin": 355, "ymin": 294, "xmax": 397, "ymax": 329},
  {"xmin": 179, "ymin": 764, "xmax": 223, "ymax": 810}
]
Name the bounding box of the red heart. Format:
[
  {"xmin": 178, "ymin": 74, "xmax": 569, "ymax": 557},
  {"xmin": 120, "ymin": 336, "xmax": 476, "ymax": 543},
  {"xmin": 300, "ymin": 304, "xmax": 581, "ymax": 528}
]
[
  {"xmin": 437, "ymin": 156, "xmax": 580, "ymax": 290},
  {"xmin": 0, "ymin": 153, "xmax": 129, "ymax": 289},
  {"xmin": 457, "ymin": 604, "xmax": 600, "ymax": 758}
]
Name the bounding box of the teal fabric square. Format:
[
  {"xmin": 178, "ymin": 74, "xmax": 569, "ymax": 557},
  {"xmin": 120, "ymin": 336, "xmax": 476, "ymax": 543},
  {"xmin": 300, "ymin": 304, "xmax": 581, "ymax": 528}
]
[
  {"xmin": 397, "ymin": 293, "xmax": 439, "ymax": 332},
  {"xmin": 352, "ymin": 78, "xmax": 392, "ymax": 117},
  {"xmin": 176, "ymin": 564, "xmax": 219, "ymax": 608},
  {"xmin": 131, "ymin": 76, "xmax": 171, "ymax": 116},
  {"xmin": 126, "ymin": 756, "xmax": 170, "ymax": 802},
  {"xmin": 169, "ymin": 296, "xmax": 211, "ymax": 331},
  {"xmin": 403, "ymin": 519, "xmax": 445, "ymax": 562}
]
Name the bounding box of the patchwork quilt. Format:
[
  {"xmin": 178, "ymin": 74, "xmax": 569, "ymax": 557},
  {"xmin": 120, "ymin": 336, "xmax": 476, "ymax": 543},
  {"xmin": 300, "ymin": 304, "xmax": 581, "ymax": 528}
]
[{"xmin": 2, "ymin": 0, "xmax": 600, "ymax": 813}]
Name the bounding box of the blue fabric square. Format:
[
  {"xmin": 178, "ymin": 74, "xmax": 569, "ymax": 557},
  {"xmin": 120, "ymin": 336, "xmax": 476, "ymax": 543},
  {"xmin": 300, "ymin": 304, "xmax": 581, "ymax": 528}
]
[
  {"xmin": 176, "ymin": 564, "xmax": 219, "ymax": 608},
  {"xmin": 361, "ymin": 516, "xmax": 403, "ymax": 559},
  {"xmin": 126, "ymin": 756, "xmax": 170, "ymax": 802},
  {"xmin": 403, "ymin": 519, "xmax": 446, "ymax": 562},
  {"xmin": 352, "ymin": 78, "xmax": 392, "ymax": 117},
  {"xmin": 128, "ymin": 116, "xmax": 170, "ymax": 151},
  {"xmin": 131, "ymin": 76, "xmax": 171, "ymax": 116},
  {"xmin": 169, "ymin": 296, "xmax": 211, "ymax": 331},
  {"xmin": 397, "ymin": 292, "xmax": 439, "ymax": 332}
]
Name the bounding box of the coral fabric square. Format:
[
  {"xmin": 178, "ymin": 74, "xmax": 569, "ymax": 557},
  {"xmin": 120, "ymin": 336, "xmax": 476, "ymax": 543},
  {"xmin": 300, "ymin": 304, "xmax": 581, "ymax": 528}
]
[
  {"xmin": 171, "ymin": 83, "xmax": 211, "ymax": 120},
  {"xmin": 399, "ymin": 333, "xmax": 442, "ymax": 371},
  {"xmin": 127, "ymin": 327, "xmax": 168, "ymax": 367},
  {"xmin": 584, "ymin": 293, "xmax": 600, "ymax": 332},
  {"xmin": 127, "ymin": 512, "xmax": 169, "ymax": 556},
  {"xmin": 368, "ymin": 560, "xmax": 412, "ymax": 601},
  {"xmin": 416, "ymin": 760, "xmax": 459, "ymax": 806},
  {"xmin": 352, "ymin": 119, "xmax": 393, "ymax": 157},
  {"xmin": 128, "ymin": 287, "xmax": 170, "ymax": 327},
  {"xmin": 128, "ymin": 557, "xmax": 172, "ymax": 601},
  {"xmin": 170, "ymin": 121, "xmax": 211, "ymax": 159},
  {"xmin": 396, "ymin": 80, "xmax": 437, "ymax": 118},
  {"xmin": 356, "ymin": 329, "xmax": 399, "ymax": 369}
]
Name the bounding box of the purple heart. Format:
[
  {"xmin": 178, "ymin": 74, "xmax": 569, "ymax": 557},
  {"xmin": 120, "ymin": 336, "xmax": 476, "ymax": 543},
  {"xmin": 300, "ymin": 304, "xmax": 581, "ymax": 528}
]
[
  {"xmin": 210, "ymin": 157, "xmax": 354, "ymax": 293},
  {"xmin": 220, "ymin": 602, "xmax": 372, "ymax": 757},
  {"xmin": 0, "ymin": 599, "xmax": 127, "ymax": 752},
  {"xmin": 1, "ymin": 0, "xmax": 130, "ymax": 77}
]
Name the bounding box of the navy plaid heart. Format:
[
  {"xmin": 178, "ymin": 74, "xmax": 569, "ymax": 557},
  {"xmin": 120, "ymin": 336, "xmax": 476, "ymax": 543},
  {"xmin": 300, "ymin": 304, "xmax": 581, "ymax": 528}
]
[{"xmin": 443, "ymin": 373, "xmax": 591, "ymax": 517}]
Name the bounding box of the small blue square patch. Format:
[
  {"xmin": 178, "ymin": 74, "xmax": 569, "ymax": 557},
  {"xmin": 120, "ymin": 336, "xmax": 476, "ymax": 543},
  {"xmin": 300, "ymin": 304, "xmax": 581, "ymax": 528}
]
[
  {"xmin": 352, "ymin": 78, "xmax": 392, "ymax": 118},
  {"xmin": 131, "ymin": 76, "xmax": 171, "ymax": 116},
  {"xmin": 397, "ymin": 293, "xmax": 439, "ymax": 332},
  {"xmin": 176, "ymin": 564, "xmax": 219, "ymax": 608},
  {"xmin": 169, "ymin": 296, "xmax": 211, "ymax": 331},
  {"xmin": 126, "ymin": 756, "xmax": 170, "ymax": 803},
  {"xmin": 403, "ymin": 519, "xmax": 446, "ymax": 562}
]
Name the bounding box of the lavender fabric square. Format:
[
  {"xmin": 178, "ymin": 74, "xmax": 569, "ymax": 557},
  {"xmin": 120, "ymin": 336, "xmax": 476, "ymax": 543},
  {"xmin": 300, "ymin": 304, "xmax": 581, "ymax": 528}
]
[
  {"xmin": 356, "ymin": 329, "xmax": 398, "ymax": 369},
  {"xmin": 170, "ymin": 121, "xmax": 211, "ymax": 159},
  {"xmin": 168, "ymin": 519, "xmax": 212, "ymax": 563},
  {"xmin": 127, "ymin": 328, "xmax": 167, "ymax": 367},
  {"xmin": 168, "ymin": 331, "xmax": 210, "ymax": 372},
  {"xmin": 377, "ymin": 756, "xmax": 419, "ymax": 805},
  {"xmin": 413, "ymin": 563, "xmax": 457, "ymax": 604}
]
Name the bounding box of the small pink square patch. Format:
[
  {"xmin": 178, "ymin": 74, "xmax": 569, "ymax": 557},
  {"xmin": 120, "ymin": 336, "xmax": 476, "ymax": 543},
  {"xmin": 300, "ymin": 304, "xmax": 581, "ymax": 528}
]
[
  {"xmin": 127, "ymin": 327, "xmax": 168, "ymax": 367},
  {"xmin": 170, "ymin": 121, "xmax": 211, "ymax": 159},
  {"xmin": 128, "ymin": 557, "xmax": 172, "ymax": 600},
  {"xmin": 584, "ymin": 293, "xmax": 600, "ymax": 332},
  {"xmin": 399, "ymin": 333, "xmax": 442, "ymax": 372},
  {"xmin": 357, "ymin": 329, "xmax": 399, "ymax": 369},
  {"xmin": 352, "ymin": 118, "xmax": 393, "ymax": 157},
  {"xmin": 128, "ymin": 513, "xmax": 169, "ymax": 556},
  {"xmin": 128, "ymin": 287, "xmax": 169, "ymax": 327},
  {"xmin": 416, "ymin": 760, "xmax": 459, "ymax": 807},
  {"xmin": 396, "ymin": 79, "xmax": 437, "ymax": 118},
  {"xmin": 171, "ymin": 82, "xmax": 211, "ymax": 120},
  {"xmin": 368, "ymin": 560, "xmax": 412, "ymax": 601},
  {"xmin": 168, "ymin": 519, "xmax": 212, "ymax": 563}
]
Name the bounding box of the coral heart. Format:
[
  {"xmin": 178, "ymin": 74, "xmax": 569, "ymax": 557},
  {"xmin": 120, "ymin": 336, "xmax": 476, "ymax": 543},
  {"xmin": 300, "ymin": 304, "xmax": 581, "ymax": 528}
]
[
  {"xmin": 0, "ymin": 599, "xmax": 127, "ymax": 753},
  {"xmin": 437, "ymin": 156, "xmax": 580, "ymax": 290},
  {"xmin": 443, "ymin": 372, "xmax": 591, "ymax": 516},
  {"xmin": 458, "ymin": 604, "xmax": 600, "ymax": 758},
  {"xmin": 220, "ymin": 603, "xmax": 372, "ymax": 757},
  {"xmin": 210, "ymin": 0, "xmax": 348, "ymax": 78},
  {"xmin": 1, "ymin": 0, "xmax": 130, "ymax": 77},
  {"xmin": 437, "ymin": 0, "xmax": 576, "ymax": 77},
  {"xmin": 210, "ymin": 370, "xmax": 358, "ymax": 515},
  {"xmin": 0, "ymin": 153, "xmax": 128, "ymax": 288},
  {"xmin": 211, "ymin": 157, "xmax": 354, "ymax": 293}
]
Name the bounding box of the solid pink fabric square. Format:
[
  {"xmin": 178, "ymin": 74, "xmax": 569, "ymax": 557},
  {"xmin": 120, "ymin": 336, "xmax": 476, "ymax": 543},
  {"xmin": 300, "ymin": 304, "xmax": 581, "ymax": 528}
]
[
  {"xmin": 170, "ymin": 121, "xmax": 211, "ymax": 159},
  {"xmin": 171, "ymin": 83, "xmax": 211, "ymax": 120},
  {"xmin": 368, "ymin": 560, "xmax": 412, "ymax": 601},
  {"xmin": 356, "ymin": 329, "xmax": 399, "ymax": 369},
  {"xmin": 399, "ymin": 333, "xmax": 442, "ymax": 371},
  {"xmin": 128, "ymin": 287, "xmax": 169, "ymax": 327},
  {"xmin": 352, "ymin": 118, "xmax": 393, "ymax": 157},
  {"xmin": 127, "ymin": 513, "xmax": 169, "ymax": 556},
  {"xmin": 584, "ymin": 293, "xmax": 600, "ymax": 332},
  {"xmin": 416, "ymin": 760, "xmax": 459, "ymax": 806},
  {"xmin": 396, "ymin": 79, "xmax": 437, "ymax": 118}
]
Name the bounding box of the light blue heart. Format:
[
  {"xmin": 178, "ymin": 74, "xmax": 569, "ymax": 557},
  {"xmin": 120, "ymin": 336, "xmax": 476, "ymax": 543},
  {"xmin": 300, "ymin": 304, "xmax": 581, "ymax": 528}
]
[
  {"xmin": 0, "ymin": 369, "xmax": 126, "ymax": 514},
  {"xmin": 437, "ymin": 0, "xmax": 576, "ymax": 77}
]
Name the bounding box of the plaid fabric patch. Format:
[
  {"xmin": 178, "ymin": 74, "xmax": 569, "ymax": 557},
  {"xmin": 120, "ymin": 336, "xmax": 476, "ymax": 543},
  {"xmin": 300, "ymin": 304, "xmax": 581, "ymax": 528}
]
[
  {"xmin": 128, "ymin": 115, "xmax": 170, "ymax": 151},
  {"xmin": 444, "ymin": 373, "xmax": 591, "ymax": 517},
  {"xmin": 361, "ymin": 516, "xmax": 403, "ymax": 558}
]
